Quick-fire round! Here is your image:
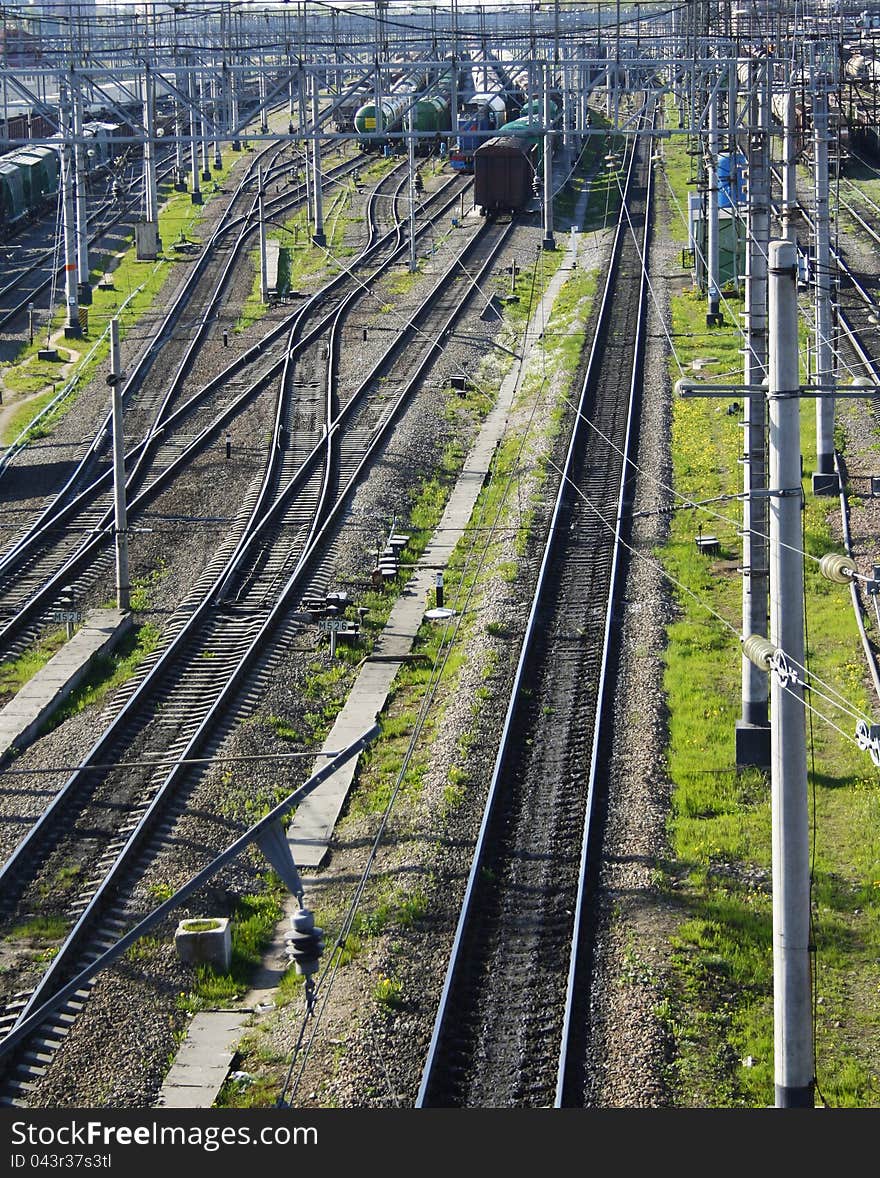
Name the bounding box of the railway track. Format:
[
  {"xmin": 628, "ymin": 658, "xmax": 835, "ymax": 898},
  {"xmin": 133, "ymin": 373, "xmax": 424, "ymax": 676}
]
[
  {"xmin": 0, "ymin": 147, "xmax": 373, "ymax": 663},
  {"xmin": 0, "ymin": 160, "xmax": 504, "ymax": 1105},
  {"xmin": 0, "ymin": 153, "xmax": 180, "ymax": 332},
  {"xmin": 416, "ymin": 102, "xmax": 654, "ymax": 1109}
]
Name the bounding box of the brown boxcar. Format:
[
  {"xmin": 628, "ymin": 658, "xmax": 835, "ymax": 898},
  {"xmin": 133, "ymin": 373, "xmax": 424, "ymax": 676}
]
[{"xmin": 473, "ymin": 135, "xmax": 536, "ymax": 216}]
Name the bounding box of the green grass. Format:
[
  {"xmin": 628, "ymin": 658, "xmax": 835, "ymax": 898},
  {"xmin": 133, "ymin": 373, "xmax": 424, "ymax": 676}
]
[
  {"xmin": 655, "ymin": 102, "xmax": 880, "ymax": 1107},
  {"xmin": 6, "ymin": 915, "xmax": 68, "ymax": 942},
  {"xmin": 42, "ymin": 621, "xmax": 162, "ymax": 733},
  {"xmin": 0, "ymin": 631, "xmax": 67, "ymax": 699}
]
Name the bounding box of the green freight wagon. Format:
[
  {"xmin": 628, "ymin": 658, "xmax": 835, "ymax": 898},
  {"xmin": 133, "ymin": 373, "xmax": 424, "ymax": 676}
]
[
  {"xmin": 10, "ymin": 147, "xmax": 59, "ymax": 209},
  {"xmin": 413, "ymin": 95, "xmax": 451, "ymax": 134},
  {"xmin": 0, "ymin": 161, "xmax": 27, "ymax": 231}
]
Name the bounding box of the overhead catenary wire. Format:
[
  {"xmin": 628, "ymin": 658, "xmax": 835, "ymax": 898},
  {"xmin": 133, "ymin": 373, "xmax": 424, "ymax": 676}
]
[{"xmin": 544, "ymin": 452, "xmax": 880, "ymax": 746}]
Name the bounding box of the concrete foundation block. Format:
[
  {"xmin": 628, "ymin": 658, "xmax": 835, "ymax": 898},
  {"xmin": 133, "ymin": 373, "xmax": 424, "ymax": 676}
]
[
  {"xmin": 811, "ymin": 471, "xmax": 839, "ymax": 496},
  {"xmin": 735, "ymin": 720, "xmax": 771, "ymax": 769},
  {"xmin": 175, "ymin": 918, "xmax": 232, "ymax": 972}
]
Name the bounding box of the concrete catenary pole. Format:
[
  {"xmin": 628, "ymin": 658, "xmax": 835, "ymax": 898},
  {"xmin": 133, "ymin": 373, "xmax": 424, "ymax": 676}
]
[
  {"xmin": 767, "ymin": 238, "xmax": 814, "ymax": 1109},
  {"xmin": 142, "ymin": 63, "xmax": 158, "ymax": 226},
  {"xmin": 212, "ymin": 74, "xmax": 223, "ymax": 169},
  {"xmin": 450, "ymin": 0, "xmax": 459, "ymax": 156},
  {"xmin": 812, "ymin": 76, "xmax": 837, "ymax": 493},
  {"xmin": 71, "ymin": 71, "xmax": 90, "ymax": 306},
  {"xmin": 299, "ymin": 68, "xmax": 312, "ymax": 225},
  {"xmin": 706, "ymin": 82, "xmax": 721, "ymax": 324},
  {"xmin": 542, "ymin": 62, "xmax": 555, "ymax": 249},
  {"xmin": 200, "ymin": 79, "xmax": 211, "ymax": 184},
  {"xmin": 59, "ymin": 83, "xmax": 81, "ymax": 339},
  {"xmin": 408, "ymin": 105, "xmax": 417, "ymax": 273},
  {"xmin": 310, "ymin": 71, "xmax": 325, "ymax": 247},
  {"xmin": 736, "ymin": 59, "xmax": 770, "ymax": 766},
  {"xmin": 258, "ymin": 165, "xmax": 268, "ymax": 304},
  {"xmin": 109, "ymin": 319, "xmax": 130, "ymax": 613},
  {"xmin": 188, "ymin": 62, "xmax": 202, "ymax": 204},
  {"xmin": 781, "ymin": 88, "xmax": 798, "ymax": 245},
  {"xmin": 174, "ymin": 44, "xmax": 188, "ymax": 189}
]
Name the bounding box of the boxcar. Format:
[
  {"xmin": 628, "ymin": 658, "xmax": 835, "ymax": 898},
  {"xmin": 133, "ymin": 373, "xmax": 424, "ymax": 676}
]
[{"xmin": 473, "ymin": 135, "xmax": 536, "ymax": 216}]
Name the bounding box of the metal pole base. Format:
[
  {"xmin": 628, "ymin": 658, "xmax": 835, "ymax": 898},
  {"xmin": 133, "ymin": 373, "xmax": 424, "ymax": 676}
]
[
  {"xmin": 706, "ymin": 311, "xmax": 723, "ymax": 326},
  {"xmin": 735, "ymin": 720, "xmax": 771, "ymax": 769},
  {"xmin": 174, "ymin": 180, "xmax": 187, "ymax": 191},
  {"xmin": 775, "ymin": 1081, "xmax": 815, "ymax": 1108},
  {"xmin": 63, "ymin": 324, "xmax": 82, "ymax": 339},
  {"xmin": 811, "ymin": 471, "xmax": 839, "ymax": 496},
  {"xmin": 232, "ymin": 141, "xmax": 242, "ymax": 151},
  {"xmin": 191, "ymin": 192, "xmax": 203, "ymax": 205},
  {"xmin": 312, "ymin": 231, "xmax": 326, "ymax": 247},
  {"xmin": 542, "ymin": 234, "xmax": 556, "ymax": 250},
  {"xmin": 201, "ymin": 169, "xmax": 212, "ymax": 182},
  {"xmin": 213, "ymin": 157, "xmax": 223, "ymax": 170}
]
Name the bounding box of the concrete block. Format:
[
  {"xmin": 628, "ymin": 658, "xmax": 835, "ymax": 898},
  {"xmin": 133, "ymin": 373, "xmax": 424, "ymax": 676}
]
[
  {"xmin": 175, "ymin": 918, "xmax": 232, "ymax": 972},
  {"xmin": 811, "ymin": 471, "xmax": 839, "ymax": 496},
  {"xmin": 735, "ymin": 720, "xmax": 771, "ymax": 769}
]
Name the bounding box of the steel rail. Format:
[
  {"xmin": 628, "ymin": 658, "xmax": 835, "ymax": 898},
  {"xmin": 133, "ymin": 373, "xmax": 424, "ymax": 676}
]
[
  {"xmin": 415, "ymin": 108, "xmax": 651, "ymax": 1110},
  {"xmin": 0, "ymin": 150, "xmax": 363, "ymax": 594},
  {"xmin": 0, "ymin": 153, "xmax": 179, "ymax": 330},
  {"xmin": 0, "ymin": 185, "xmax": 499, "ymax": 1086},
  {"xmin": 556, "ymin": 104, "xmax": 655, "ymax": 1107},
  {"xmin": 0, "ymin": 168, "xmax": 468, "ymax": 670}
]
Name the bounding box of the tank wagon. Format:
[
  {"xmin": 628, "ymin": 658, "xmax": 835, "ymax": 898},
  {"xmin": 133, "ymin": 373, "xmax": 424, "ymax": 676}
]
[
  {"xmin": 355, "ymin": 65, "xmax": 452, "ymax": 153},
  {"xmin": 412, "ymin": 94, "xmax": 452, "ymax": 146},
  {"xmin": 494, "ymin": 97, "xmax": 560, "ymax": 151},
  {"xmin": 473, "ymin": 134, "xmax": 537, "ymax": 217},
  {"xmin": 353, "ymin": 92, "xmax": 410, "ymax": 143}
]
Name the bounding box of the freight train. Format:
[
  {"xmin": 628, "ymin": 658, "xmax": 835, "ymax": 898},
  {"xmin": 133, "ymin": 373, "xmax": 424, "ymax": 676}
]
[
  {"xmin": 0, "ymin": 110, "xmax": 56, "ymax": 150},
  {"xmin": 495, "ymin": 97, "xmax": 561, "ymax": 147},
  {"xmin": 353, "ymin": 66, "xmax": 429, "ymax": 148},
  {"xmin": 354, "ymin": 60, "xmax": 460, "ymax": 153},
  {"xmin": 334, "ymin": 84, "xmax": 373, "ymax": 132},
  {"xmin": 769, "ymin": 89, "xmax": 849, "ymax": 175},
  {"xmin": 0, "ymin": 121, "xmax": 129, "ymax": 240},
  {"xmin": 472, "ymin": 97, "xmax": 562, "ymax": 217}
]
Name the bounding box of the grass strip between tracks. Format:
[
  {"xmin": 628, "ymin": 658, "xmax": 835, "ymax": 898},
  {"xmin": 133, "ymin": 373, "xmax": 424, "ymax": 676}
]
[{"xmin": 655, "ymin": 101, "xmax": 880, "ymax": 1108}]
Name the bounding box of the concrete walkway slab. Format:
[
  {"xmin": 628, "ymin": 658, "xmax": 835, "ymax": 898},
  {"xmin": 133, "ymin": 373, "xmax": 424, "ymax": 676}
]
[
  {"xmin": 0, "ymin": 608, "xmax": 132, "ymax": 766},
  {"xmin": 156, "ymin": 1011, "xmax": 249, "ymax": 1108}
]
